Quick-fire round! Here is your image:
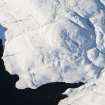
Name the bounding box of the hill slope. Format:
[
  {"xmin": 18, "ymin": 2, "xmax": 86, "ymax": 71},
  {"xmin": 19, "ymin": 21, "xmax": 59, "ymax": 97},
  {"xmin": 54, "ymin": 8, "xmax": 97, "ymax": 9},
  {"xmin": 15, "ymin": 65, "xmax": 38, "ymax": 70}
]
[{"xmin": 0, "ymin": 0, "xmax": 105, "ymax": 105}]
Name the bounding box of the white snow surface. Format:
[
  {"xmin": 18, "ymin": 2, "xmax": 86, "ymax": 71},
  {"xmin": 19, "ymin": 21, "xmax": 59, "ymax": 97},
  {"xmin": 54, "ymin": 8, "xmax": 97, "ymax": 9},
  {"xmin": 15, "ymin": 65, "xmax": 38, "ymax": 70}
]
[{"xmin": 0, "ymin": 0, "xmax": 105, "ymax": 104}]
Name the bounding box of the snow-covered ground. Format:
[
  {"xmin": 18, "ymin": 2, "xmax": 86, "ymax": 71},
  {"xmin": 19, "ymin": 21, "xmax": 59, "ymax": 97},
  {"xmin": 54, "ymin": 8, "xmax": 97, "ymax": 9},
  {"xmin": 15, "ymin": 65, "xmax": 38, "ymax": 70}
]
[
  {"xmin": 0, "ymin": 0, "xmax": 105, "ymax": 104},
  {"xmin": 59, "ymin": 69, "xmax": 105, "ymax": 105}
]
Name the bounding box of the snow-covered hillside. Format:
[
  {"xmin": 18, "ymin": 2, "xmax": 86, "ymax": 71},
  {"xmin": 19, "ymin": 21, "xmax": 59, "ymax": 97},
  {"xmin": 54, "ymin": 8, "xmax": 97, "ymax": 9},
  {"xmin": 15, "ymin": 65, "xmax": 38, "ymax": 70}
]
[
  {"xmin": 59, "ymin": 69, "xmax": 105, "ymax": 105},
  {"xmin": 0, "ymin": 0, "xmax": 105, "ymax": 104}
]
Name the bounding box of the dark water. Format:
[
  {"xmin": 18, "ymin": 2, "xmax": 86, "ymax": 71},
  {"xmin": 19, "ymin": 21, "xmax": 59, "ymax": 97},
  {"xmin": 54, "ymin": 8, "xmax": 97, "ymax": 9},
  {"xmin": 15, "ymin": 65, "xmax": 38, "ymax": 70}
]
[{"xmin": 0, "ymin": 25, "xmax": 85, "ymax": 105}]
